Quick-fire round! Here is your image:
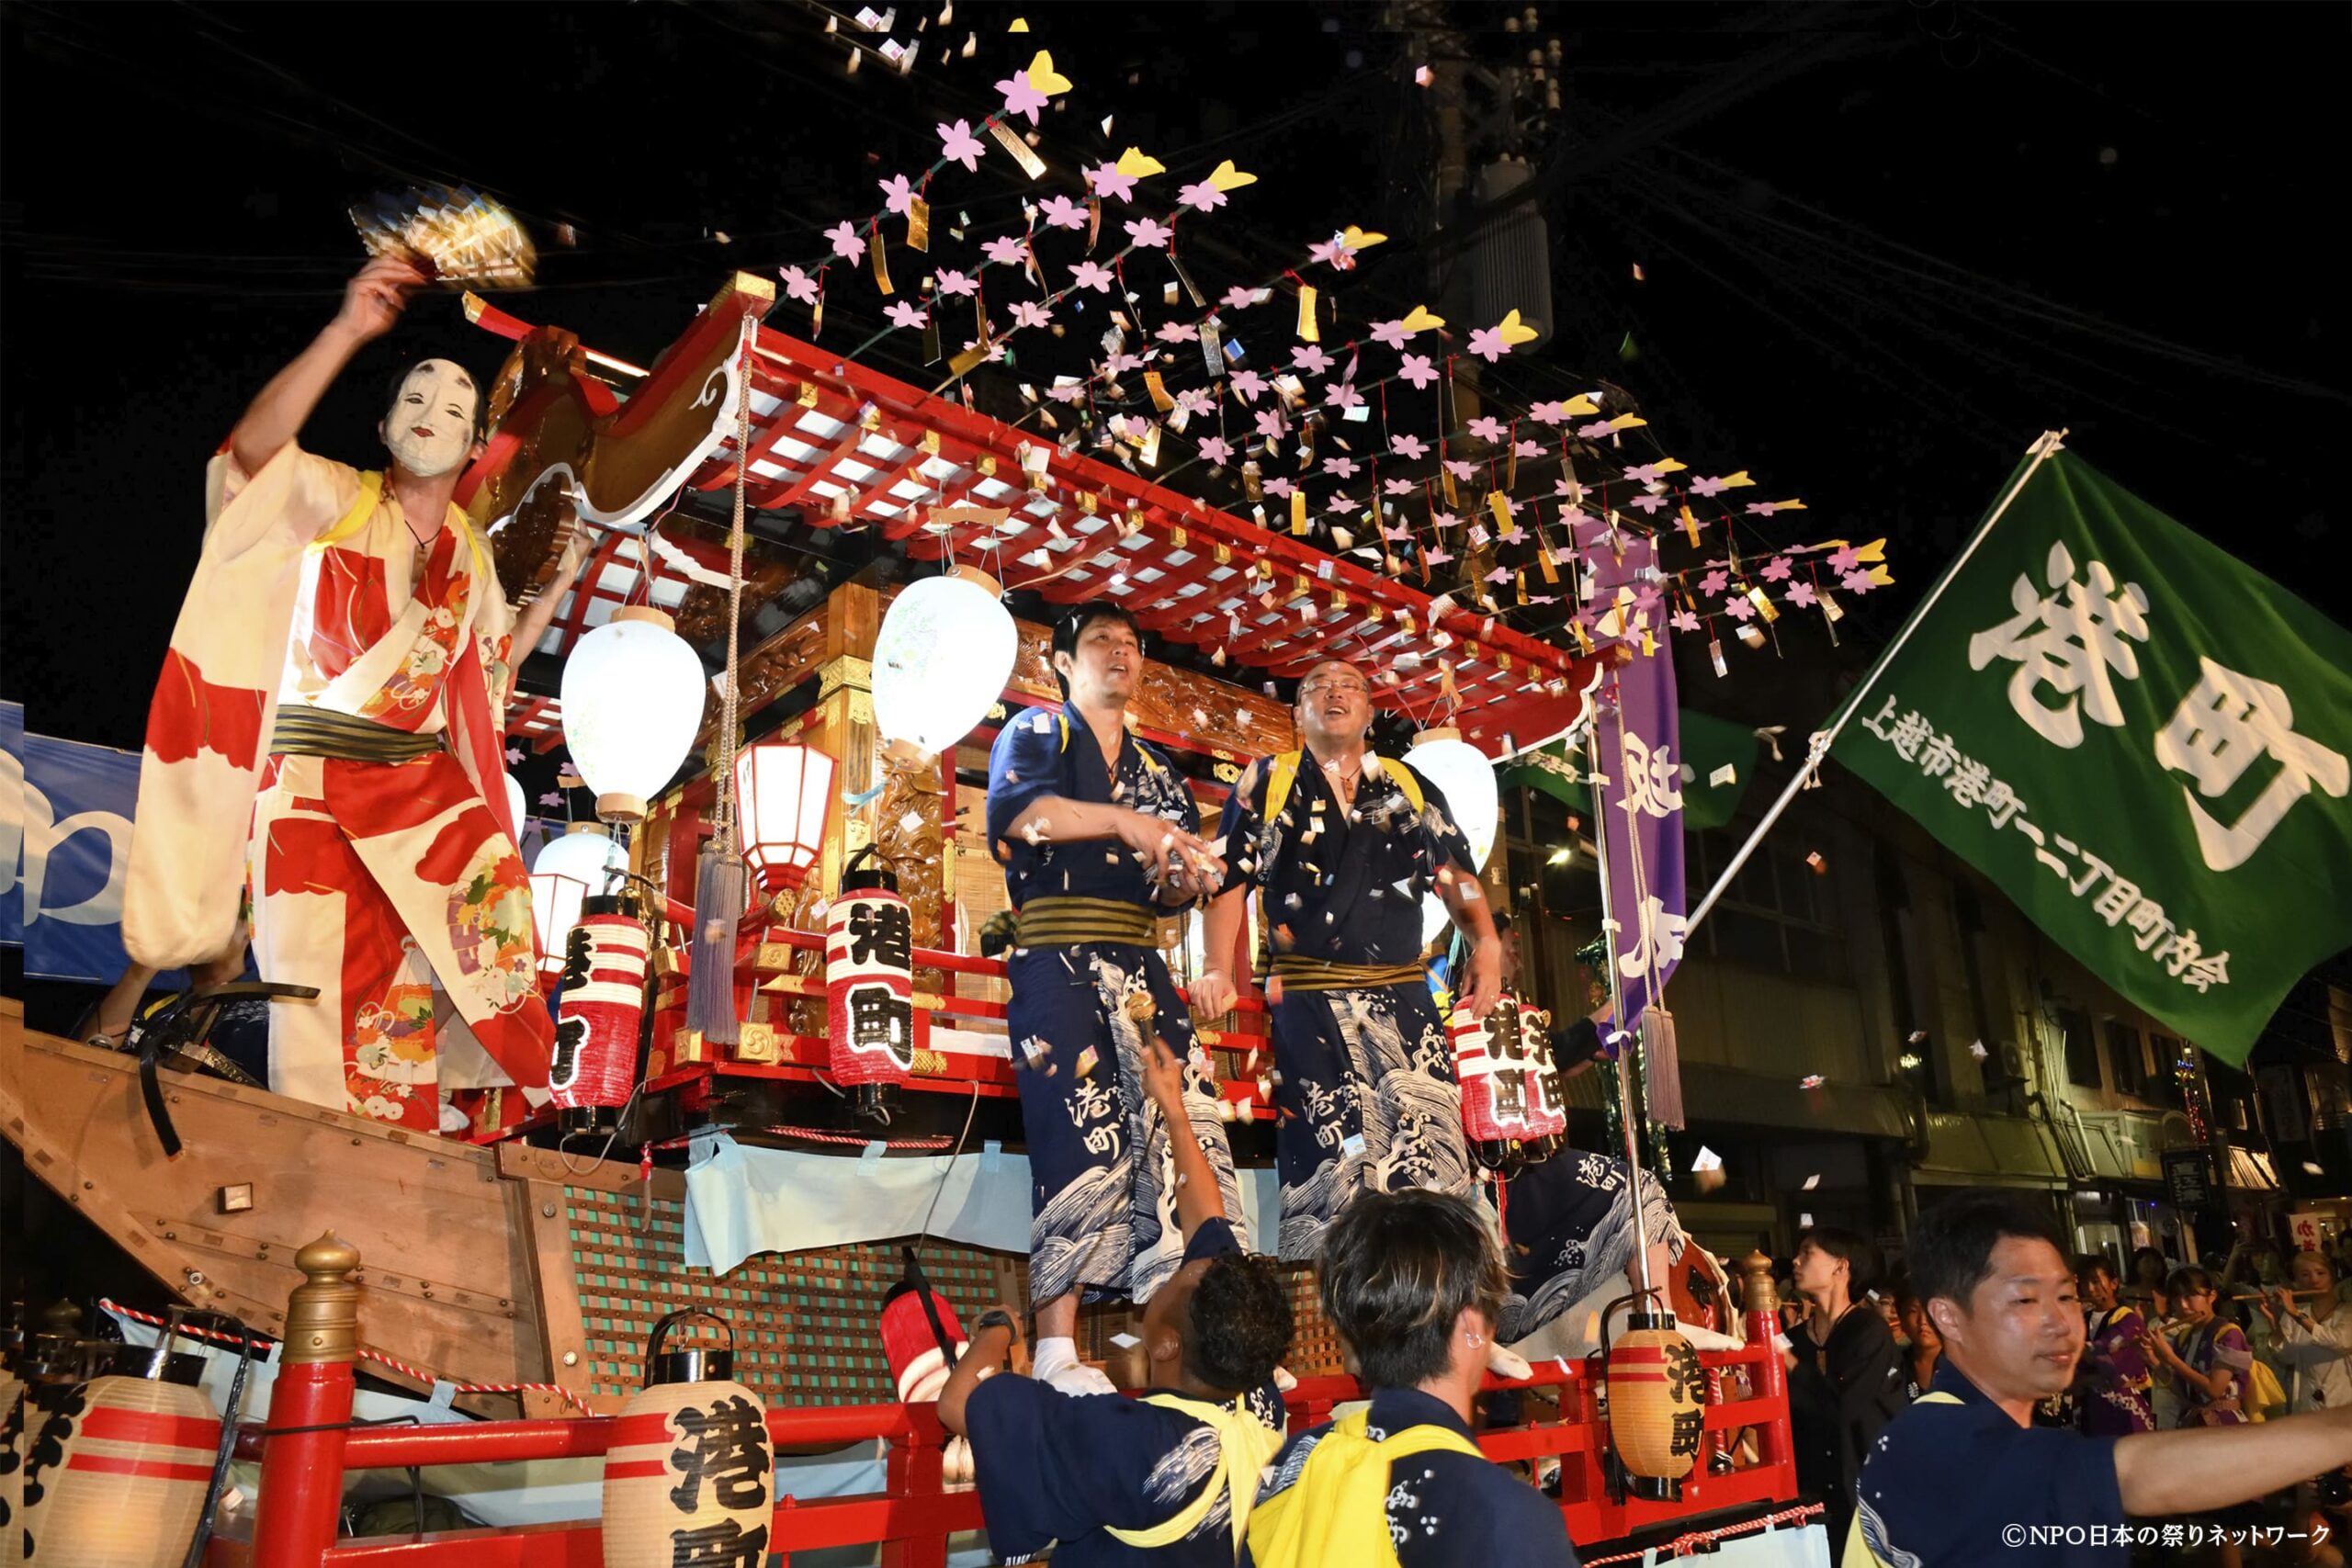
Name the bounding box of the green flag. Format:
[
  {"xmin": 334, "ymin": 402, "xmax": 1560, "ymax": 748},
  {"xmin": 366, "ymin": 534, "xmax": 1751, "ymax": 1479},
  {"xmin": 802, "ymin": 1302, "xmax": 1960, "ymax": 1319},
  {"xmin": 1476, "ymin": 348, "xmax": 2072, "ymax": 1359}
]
[{"xmin": 1835, "ymin": 443, "xmax": 2352, "ymax": 1066}]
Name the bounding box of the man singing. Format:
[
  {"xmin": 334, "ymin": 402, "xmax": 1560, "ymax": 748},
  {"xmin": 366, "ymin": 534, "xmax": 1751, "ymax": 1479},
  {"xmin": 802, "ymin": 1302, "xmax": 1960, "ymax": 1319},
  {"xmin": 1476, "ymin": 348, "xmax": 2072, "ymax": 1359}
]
[
  {"xmin": 124, "ymin": 255, "xmax": 584, "ymax": 1133},
  {"xmin": 985, "ymin": 604, "xmax": 1238, "ymax": 1395},
  {"xmin": 1196, "ymin": 658, "xmax": 1501, "ymax": 1260}
]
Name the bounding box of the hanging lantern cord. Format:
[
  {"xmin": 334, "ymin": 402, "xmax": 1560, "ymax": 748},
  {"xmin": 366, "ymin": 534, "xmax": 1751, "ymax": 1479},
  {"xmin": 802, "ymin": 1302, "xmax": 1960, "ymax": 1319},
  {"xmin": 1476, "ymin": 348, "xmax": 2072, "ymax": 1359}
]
[{"xmin": 714, "ymin": 314, "xmax": 756, "ymax": 855}]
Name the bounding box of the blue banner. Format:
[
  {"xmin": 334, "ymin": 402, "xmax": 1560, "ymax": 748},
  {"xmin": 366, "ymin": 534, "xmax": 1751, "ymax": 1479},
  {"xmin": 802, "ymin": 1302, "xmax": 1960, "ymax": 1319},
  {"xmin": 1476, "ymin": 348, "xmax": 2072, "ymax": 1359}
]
[{"xmin": 3, "ymin": 701, "xmax": 187, "ymax": 987}]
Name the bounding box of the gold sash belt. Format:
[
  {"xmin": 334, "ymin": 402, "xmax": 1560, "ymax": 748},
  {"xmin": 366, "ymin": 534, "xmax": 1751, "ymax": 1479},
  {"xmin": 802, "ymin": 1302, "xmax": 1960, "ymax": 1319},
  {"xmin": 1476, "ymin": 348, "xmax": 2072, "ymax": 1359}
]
[
  {"xmin": 1269, "ymin": 956, "xmax": 1430, "ymax": 992},
  {"xmin": 270, "ymin": 706, "xmax": 444, "ymax": 763},
  {"xmin": 1014, "ymin": 897, "xmax": 1159, "ymax": 949}
]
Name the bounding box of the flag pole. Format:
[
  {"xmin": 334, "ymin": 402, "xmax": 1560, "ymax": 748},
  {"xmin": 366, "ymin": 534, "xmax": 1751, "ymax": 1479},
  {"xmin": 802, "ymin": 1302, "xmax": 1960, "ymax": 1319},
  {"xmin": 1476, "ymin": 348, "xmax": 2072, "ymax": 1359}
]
[{"xmin": 1683, "ymin": 429, "xmax": 2069, "ymax": 936}]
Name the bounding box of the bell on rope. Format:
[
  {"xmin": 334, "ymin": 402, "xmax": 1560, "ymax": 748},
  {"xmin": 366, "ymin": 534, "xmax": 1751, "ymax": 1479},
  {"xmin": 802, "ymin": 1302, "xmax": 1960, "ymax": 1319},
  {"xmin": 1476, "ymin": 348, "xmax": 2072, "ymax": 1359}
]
[
  {"xmin": 826, "ymin": 847, "xmax": 917, "ymax": 1124},
  {"xmin": 548, "ymin": 892, "xmax": 650, "ymax": 1137},
  {"xmin": 1604, "ymin": 1305, "xmax": 1706, "ymax": 1502},
  {"xmin": 21, "ymin": 1311, "xmax": 225, "ymax": 1567},
  {"xmin": 604, "ymin": 1309, "xmax": 773, "ymax": 1568}
]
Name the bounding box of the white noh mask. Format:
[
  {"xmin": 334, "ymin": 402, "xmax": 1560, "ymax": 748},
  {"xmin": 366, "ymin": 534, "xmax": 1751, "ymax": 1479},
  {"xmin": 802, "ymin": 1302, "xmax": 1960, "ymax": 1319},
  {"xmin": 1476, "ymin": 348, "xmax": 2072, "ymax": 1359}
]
[{"xmin": 382, "ymin": 359, "xmax": 479, "ymax": 478}]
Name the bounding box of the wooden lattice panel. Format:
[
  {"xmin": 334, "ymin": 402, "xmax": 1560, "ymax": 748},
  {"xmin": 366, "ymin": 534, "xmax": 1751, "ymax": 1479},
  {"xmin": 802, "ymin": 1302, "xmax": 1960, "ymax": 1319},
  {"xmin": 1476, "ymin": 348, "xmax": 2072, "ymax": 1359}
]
[
  {"xmin": 1280, "ymin": 1263, "xmax": 1346, "ymax": 1378},
  {"xmin": 561, "ymin": 1183, "xmax": 1019, "ymax": 1406}
]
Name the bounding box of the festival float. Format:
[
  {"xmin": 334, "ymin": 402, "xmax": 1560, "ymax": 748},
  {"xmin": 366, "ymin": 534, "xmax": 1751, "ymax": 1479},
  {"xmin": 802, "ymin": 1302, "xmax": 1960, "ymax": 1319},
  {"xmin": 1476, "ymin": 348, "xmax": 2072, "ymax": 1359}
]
[{"xmin": 0, "ymin": 51, "xmax": 1884, "ymax": 1562}]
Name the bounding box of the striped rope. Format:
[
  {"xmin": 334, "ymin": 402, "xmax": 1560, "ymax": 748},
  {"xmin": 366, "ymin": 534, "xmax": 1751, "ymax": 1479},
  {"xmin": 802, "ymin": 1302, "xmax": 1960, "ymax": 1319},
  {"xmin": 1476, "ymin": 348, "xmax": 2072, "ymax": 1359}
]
[
  {"xmin": 99, "ymin": 1299, "xmax": 593, "ymax": 1416},
  {"xmin": 1577, "ymin": 1502, "xmax": 1826, "ymax": 1565}
]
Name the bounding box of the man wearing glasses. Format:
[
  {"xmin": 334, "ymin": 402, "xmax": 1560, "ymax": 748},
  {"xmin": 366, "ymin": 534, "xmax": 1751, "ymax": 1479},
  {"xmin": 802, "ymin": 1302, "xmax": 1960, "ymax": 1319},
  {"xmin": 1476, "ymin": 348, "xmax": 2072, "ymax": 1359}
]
[{"xmin": 1198, "ymin": 658, "xmax": 1503, "ymax": 1262}]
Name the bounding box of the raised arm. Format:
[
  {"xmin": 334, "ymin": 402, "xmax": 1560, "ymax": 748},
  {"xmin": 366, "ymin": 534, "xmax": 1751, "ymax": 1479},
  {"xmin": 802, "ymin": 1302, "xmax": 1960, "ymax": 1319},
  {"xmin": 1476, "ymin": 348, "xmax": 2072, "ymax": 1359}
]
[
  {"xmin": 1140, "ymin": 1034, "xmax": 1224, "ymax": 1245},
  {"xmin": 2114, "ymin": 1405, "xmax": 2352, "ymax": 1516},
  {"xmin": 229, "ymin": 256, "xmax": 424, "ymax": 478},
  {"xmin": 1018, "ymin": 796, "xmax": 1225, "ymax": 901},
  {"xmin": 936, "ymin": 1310, "xmax": 1021, "ymax": 1437}
]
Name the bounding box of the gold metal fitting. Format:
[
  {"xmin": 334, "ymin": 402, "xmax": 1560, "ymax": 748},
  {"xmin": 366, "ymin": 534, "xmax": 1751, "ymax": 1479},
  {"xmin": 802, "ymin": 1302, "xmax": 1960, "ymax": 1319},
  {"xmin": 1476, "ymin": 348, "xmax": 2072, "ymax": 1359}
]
[{"xmin": 284, "ymin": 1232, "xmax": 363, "ymax": 1365}]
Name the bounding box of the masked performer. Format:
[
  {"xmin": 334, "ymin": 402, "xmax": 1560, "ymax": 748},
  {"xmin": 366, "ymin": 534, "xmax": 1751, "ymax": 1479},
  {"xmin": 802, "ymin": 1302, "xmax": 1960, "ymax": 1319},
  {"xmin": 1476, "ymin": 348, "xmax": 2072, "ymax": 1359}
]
[
  {"xmin": 986, "ymin": 604, "xmax": 1238, "ymax": 1395},
  {"xmin": 1196, "ymin": 658, "xmax": 1502, "ymax": 1262},
  {"xmin": 123, "ymin": 256, "xmax": 581, "ymax": 1133}
]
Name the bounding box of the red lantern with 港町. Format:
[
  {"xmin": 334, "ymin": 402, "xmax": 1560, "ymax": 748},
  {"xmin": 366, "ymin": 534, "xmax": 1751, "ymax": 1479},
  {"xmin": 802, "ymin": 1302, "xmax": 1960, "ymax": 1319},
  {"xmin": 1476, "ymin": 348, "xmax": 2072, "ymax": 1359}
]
[
  {"xmin": 548, "ymin": 894, "xmax": 649, "ymax": 1135},
  {"xmin": 825, "ymin": 852, "xmax": 916, "ymax": 1122},
  {"xmin": 1448, "ymin": 993, "xmax": 1532, "ymax": 1171},
  {"xmin": 603, "ymin": 1309, "xmax": 773, "ymax": 1568}
]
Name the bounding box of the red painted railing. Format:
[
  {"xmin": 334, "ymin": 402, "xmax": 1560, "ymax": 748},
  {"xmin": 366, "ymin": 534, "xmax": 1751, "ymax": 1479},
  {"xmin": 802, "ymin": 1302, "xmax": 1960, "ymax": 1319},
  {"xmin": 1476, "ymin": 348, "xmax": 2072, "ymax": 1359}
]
[{"xmin": 220, "ymin": 1277, "xmax": 1795, "ymax": 1567}]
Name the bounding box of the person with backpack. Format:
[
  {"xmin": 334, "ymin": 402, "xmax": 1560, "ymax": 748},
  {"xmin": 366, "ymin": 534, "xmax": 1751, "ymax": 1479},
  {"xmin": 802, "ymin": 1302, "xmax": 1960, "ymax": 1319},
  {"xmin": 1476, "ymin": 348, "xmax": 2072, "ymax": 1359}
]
[
  {"xmin": 1194, "ymin": 659, "xmax": 1503, "ymax": 1266},
  {"xmin": 941, "ymin": 1031, "xmax": 1295, "ymax": 1566},
  {"xmin": 1246, "ymin": 1188, "xmax": 1575, "ymax": 1568},
  {"xmin": 984, "ymin": 604, "xmax": 1241, "ymax": 1395}
]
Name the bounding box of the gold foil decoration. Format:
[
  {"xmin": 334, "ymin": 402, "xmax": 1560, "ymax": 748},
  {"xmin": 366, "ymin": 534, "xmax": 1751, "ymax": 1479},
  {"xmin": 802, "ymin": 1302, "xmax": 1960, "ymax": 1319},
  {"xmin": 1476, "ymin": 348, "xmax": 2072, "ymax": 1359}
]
[
  {"xmin": 1142, "ymin": 370, "xmax": 1174, "ymax": 412},
  {"xmin": 1679, "ymin": 504, "xmax": 1702, "ymax": 548},
  {"xmin": 870, "ymin": 227, "xmax": 893, "ymax": 294},
  {"xmin": 350, "ymin": 184, "xmax": 537, "ymax": 290},
  {"xmin": 907, "ymin": 195, "xmax": 932, "ymax": 253},
  {"xmin": 1291, "ymin": 491, "xmax": 1309, "ymax": 535},
  {"xmin": 1487, "ymin": 491, "xmax": 1513, "ymax": 532},
  {"xmin": 1214, "ymin": 543, "xmax": 1230, "ymax": 565},
  {"xmin": 1170, "ymin": 526, "xmax": 1187, "ymax": 549},
  {"xmin": 989, "ymin": 119, "xmax": 1047, "ymax": 178},
  {"xmin": 1747, "ymin": 585, "xmax": 1780, "ymax": 624},
  {"xmin": 797, "ymin": 381, "xmax": 821, "ymax": 408},
  {"xmin": 1295, "ymin": 282, "xmax": 1319, "ymax": 342}
]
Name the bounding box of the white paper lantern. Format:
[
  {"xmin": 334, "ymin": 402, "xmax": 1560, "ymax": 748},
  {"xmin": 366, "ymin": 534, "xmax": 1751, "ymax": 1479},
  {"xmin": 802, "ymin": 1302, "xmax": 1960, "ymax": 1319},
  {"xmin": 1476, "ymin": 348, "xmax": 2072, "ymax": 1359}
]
[
  {"xmin": 504, "ymin": 773, "xmax": 528, "ymax": 837},
  {"xmin": 872, "ymin": 570, "xmax": 1016, "ymax": 755},
  {"xmin": 532, "ymin": 826, "xmax": 628, "ymax": 971},
  {"xmin": 1406, "ymin": 727, "xmax": 1500, "ymax": 944},
  {"xmin": 561, "ymin": 605, "xmax": 706, "ymax": 822}
]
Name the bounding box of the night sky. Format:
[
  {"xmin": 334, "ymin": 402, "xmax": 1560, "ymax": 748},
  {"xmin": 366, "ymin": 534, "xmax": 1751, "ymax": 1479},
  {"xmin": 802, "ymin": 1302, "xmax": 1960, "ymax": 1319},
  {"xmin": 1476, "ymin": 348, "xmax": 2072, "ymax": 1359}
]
[{"xmin": 4, "ymin": 2, "xmax": 2346, "ymax": 752}]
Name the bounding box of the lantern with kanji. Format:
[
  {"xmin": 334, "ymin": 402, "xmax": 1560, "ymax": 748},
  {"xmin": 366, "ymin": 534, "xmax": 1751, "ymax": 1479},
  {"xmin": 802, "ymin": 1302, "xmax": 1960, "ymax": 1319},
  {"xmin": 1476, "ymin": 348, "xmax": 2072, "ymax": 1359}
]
[
  {"xmin": 734, "ymin": 741, "xmax": 837, "ymax": 897},
  {"xmin": 548, "ymin": 894, "xmax": 650, "ymax": 1135},
  {"xmin": 826, "ymin": 852, "xmax": 916, "ymax": 1121},
  {"xmin": 1606, "ymin": 1310, "xmax": 1705, "ymax": 1499},
  {"xmin": 1491, "ymin": 996, "xmax": 1566, "ymax": 1155},
  {"xmin": 1447, "ymin": 996, "xmax": 1529, "ymax": 1173},
  {"xmin": 20, "ymin": 1317, "xmax": 224, "ymax": 1566},
  {"xmin": 603, "ymin": 1309, "xmax": 773, "ymax": 1568}
]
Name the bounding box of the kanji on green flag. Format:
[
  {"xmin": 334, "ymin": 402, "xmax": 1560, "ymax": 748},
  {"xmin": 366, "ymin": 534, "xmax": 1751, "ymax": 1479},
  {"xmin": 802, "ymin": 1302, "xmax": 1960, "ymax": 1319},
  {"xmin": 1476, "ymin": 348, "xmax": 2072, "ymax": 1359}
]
[{"xmin": 1834, "ymin": 442, "xmax": 2352, "ymax": 1066}]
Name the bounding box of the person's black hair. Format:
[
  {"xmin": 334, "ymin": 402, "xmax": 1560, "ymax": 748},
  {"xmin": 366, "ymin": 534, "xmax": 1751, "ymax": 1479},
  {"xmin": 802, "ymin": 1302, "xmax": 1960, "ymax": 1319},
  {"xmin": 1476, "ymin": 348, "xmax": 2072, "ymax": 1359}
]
[
  {"xmin": 2129, "ymin": 1245, "xmax": 2169, "ymax": 1284},
  {"xmin": 2078, "ymin": 1254, "xmax": 2120, "ymax": 1287},
  {"xmin": 1798, "ymin": 1225, "xmax": 1884, "ymax": 1298},
  {"xmin": 1907, "ymin": 1190, "xmax": 2069, "ymax": 1312},
  {"xmin": 1185, "ymin": 1254, "xmax": 1294, "ymax": 1395},
  {"xmin": 1317, "ymin": 1188, "xmax": 1506, "ymax": 1392},
  {"xmin": 1049, "ymin": 604, "xmax": 1141, "ymax": 696},
  {"xmin": 2166, "ymin": 1265, "xmax": 2217, "ymax": 1303},
  {"xmin": 381, "ymin": 358, "xmax": 488, "ymax": 439}
]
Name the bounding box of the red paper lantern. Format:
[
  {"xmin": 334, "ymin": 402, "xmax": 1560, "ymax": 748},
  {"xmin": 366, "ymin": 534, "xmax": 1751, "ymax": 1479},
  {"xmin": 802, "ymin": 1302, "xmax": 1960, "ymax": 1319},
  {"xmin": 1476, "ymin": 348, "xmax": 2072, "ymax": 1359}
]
[
  {"xmin": 826, "ymin": 863, "xmax": 915, "ymax": 1120},
  {"xmin": 734, "ymin": 743, "xmax": 837, "ymax": 894},
  {"xmin": 549, "ymin": 896, "xmax": 649, "ymax": 1135},
  {"xmin": 21, "ymin": 1335, "xmax": 222, "ymax": 1566}
]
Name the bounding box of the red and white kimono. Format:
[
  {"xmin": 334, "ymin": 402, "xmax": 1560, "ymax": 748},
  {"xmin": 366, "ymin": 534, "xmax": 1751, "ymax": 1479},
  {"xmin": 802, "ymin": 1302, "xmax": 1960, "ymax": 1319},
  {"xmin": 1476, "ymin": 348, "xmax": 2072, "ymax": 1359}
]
[{"xmin": 124, "ymin": 445, "xmax": 553, "ymax": 1133}]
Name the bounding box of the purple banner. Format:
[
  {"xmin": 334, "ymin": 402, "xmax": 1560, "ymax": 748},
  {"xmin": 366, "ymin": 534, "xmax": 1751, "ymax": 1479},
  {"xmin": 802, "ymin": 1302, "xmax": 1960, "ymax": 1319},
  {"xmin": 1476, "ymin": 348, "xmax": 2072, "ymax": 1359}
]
[{"xmin": 1570, "ymin": 517, "xmax": 1687, "ymax": 1024}]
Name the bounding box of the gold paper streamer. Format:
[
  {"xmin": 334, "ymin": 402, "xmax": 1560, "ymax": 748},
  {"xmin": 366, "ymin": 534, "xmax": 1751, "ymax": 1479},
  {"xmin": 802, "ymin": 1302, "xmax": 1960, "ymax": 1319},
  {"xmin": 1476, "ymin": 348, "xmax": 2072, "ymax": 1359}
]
[
  {"xmin": 989, "ymin": 119, "xmax": 1046, "ymax": 179},
  {"xmin": 1291, "ymin": 491, "xmax": 1309, "ymax": 535},
  {"xmin": 870, "ymin": 227, "xmax": 893, "ymax": 295},
  {"xmin": 907, "ymin": 195, "xmax": 931, "ymax": 253},
  {"xmin": 1295, "ymin": 282, "xmax": 1319, "ymax": 343},
  {"xmin": 1142, "ymin": 370, "xmax": 1174, "ymax": 412}
]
